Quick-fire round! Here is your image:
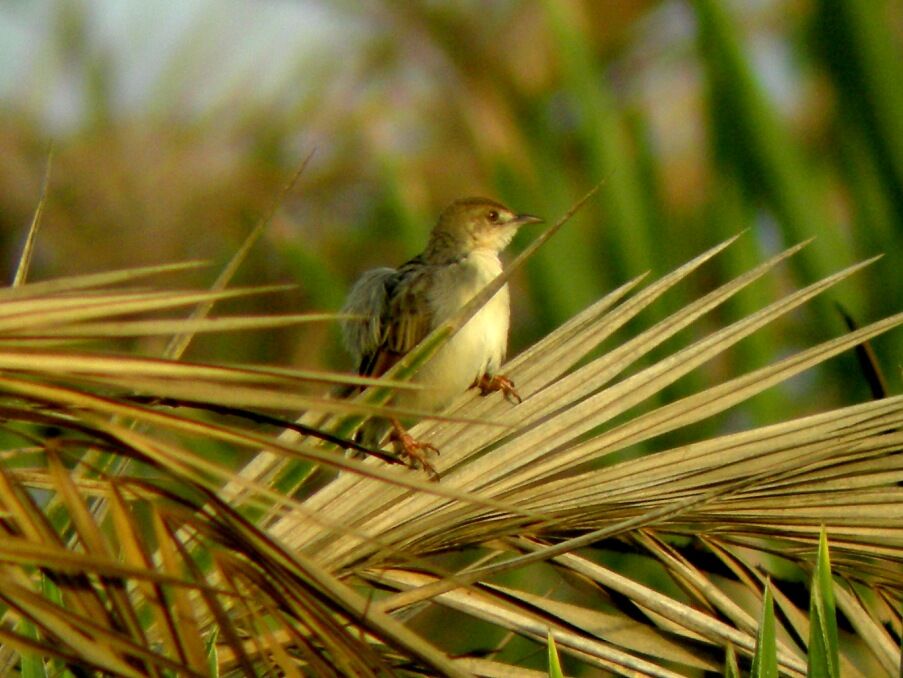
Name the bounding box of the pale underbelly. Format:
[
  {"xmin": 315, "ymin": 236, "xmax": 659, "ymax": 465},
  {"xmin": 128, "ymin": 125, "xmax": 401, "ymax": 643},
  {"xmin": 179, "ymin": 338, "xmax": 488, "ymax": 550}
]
[{"xmin": 396, "ymin": 290, "xmax": 508, "ymax": 412}]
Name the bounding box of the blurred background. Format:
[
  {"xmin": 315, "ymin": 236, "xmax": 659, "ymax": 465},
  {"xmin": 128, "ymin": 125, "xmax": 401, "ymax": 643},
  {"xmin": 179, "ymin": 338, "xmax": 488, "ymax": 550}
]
[{"xmin": 1, "ymin": 0, "xmax": 901, "ymax": 429}]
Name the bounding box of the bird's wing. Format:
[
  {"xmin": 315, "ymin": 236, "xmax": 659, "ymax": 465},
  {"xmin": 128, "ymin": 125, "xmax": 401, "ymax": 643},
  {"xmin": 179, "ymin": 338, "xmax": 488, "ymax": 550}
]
[
  {"xmin": 340, "ymin": 260, "xmax": 434, "ymax": 378},
  {"xmin": 340, "ymin": 267, "xmax": 396, "ymax": 363}
]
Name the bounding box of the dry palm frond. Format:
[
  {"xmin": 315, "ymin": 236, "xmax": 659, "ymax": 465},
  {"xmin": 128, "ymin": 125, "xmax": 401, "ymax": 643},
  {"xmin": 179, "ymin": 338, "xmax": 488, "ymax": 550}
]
[
  {"xmin": 0, "ymin": 237, "xmax": 900, "ymax": 675},
  {"xmin": 253, "ymin": 235, "xmax": 902, "ymax": 675},
  {"xmin": 0, "ymin": 267, "xmax": 473, "ymax": 676}
]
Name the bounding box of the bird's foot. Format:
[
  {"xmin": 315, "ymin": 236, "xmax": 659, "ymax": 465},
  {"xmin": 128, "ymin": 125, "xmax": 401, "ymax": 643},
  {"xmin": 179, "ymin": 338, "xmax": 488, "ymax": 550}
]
[
  {"xmin": 475, "ymin": 373, "xmax": 522, "ymax": 404},
  {"xmin": 390, "ymin": 419, "xmax": 440, "ymax": 481}
]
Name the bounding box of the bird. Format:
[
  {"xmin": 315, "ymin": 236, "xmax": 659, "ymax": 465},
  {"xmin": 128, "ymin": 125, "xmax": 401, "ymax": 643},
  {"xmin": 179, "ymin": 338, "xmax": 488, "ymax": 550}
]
[{"xmin": 340, "ymin": 197, "xmax": 542, "ymax": 478}]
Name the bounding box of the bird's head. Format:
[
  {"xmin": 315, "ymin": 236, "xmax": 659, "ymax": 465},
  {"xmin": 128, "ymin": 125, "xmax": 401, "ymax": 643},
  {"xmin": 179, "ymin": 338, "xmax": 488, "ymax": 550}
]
[{"xmin": 426, "ymin": 197, "xmax": 542, "ymax": 261}]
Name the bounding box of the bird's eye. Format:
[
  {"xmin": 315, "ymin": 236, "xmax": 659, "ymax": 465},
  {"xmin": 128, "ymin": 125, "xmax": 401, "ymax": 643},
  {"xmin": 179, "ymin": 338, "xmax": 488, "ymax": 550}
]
[{"xmin": 487, "ymin": 209, "xmax": 500, "ymax": 223}]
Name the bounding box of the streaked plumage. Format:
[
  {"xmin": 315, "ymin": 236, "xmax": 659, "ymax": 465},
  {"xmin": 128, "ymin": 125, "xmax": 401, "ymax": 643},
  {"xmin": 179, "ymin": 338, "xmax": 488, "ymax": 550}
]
[{"xmin": 340, "ymin": 197, "xmax": 542, "ymax": 473}]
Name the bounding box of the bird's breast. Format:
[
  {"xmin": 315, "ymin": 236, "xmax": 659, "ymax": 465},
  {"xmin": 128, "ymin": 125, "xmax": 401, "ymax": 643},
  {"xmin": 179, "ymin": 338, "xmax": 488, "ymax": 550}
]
[{"xmin": 399, "ymin": 252, "xmax": 510, "ymax": 411}]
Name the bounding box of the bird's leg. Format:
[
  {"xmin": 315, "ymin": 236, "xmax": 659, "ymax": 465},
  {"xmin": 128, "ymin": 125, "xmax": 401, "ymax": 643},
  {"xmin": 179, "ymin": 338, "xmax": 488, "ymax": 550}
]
[
  {"xmin": 389, "ymin": 418, "xmax": 440, "ymax": 481},
  {"xmin": 475, "ymin": 373, "xmax": 522, "ymax": 404}
]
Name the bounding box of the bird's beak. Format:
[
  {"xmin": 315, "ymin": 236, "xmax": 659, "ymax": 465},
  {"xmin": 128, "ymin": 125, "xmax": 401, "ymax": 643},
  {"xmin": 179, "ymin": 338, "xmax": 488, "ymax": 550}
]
[{"xmin": 512, "ymin": 213, "xmax": 543, "ymax": 227}]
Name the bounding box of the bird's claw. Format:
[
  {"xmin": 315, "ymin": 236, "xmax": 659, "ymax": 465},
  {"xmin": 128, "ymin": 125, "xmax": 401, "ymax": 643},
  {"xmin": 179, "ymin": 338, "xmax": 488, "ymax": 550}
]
[
  {"xmin": 390, "ymin": 420, "xmax": 440, "ymax": 481},
  {"xmin": 476, "ymin": 373, "xmax": 522, "ymax": 404}
]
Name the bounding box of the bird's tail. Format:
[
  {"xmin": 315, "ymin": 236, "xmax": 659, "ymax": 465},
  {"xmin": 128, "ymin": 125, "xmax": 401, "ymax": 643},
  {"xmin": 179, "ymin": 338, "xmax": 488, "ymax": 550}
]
[{"xmin": 352, "ymin": 417, "xmax": 391, "ymax": 457}]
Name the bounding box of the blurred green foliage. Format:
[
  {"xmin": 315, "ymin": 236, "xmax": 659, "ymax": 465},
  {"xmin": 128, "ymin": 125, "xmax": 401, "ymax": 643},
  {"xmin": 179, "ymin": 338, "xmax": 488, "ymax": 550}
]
[{"xmin": 0, "ymin": 0, "xmax": 900, "ymax": 430}]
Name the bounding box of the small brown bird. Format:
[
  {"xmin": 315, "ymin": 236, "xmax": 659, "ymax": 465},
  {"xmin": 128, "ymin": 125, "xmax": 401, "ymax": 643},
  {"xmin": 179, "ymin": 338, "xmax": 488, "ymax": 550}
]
[{"xmin": 340, "ymin": 197, "xmax": 542, "ymax": 477}]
